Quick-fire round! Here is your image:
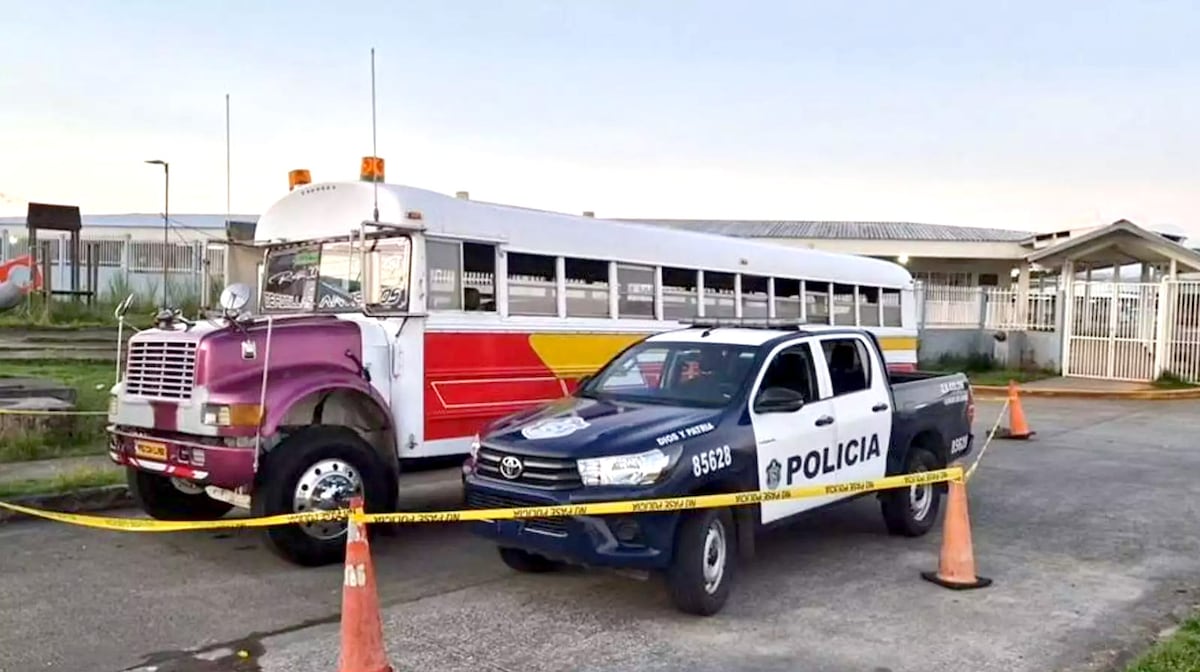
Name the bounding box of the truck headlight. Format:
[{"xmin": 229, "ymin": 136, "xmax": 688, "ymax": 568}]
[
  {"xmin": 577, "ymin": 449, "xmax": 671, "ymax": 487},
  {"xmin": 469, "ymin": 434, "xmax": 481, "ymax": 459},
  {"xmin": 201, "ymin": 403, "xmax": 262, "ymax": 427}
]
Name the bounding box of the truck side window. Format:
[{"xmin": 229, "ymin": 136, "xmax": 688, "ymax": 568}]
[
  {"xmin": 821, "ymin": 338, "xmax": 871, "ymax": 396},
  {"xmin": 758, "ymin": 343, "xmax": 818, "ymax": 403}
]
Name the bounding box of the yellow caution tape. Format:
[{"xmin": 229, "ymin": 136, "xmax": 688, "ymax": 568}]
[{"xmin": 0, "ymin": 466, "xmax": 963, "ymax": 533}]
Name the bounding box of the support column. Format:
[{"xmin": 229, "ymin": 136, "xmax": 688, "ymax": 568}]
[
  {"xmin": 1016, "ymin": 262, "xmax": 1031, "ymax": 328},
  {"xmin": 1060, "ymin": 260, "xmax": 1075, "ymax": 376}
]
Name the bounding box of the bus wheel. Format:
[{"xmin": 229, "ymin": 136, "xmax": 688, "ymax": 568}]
[
  {"xmin": 253, "ymin": 426, "xmax": 392, "ymax": 567},
  {"xmin": 127, "ymin": 468, "xmax": 233, "ymax": 521},
  {"xmin": 665, "ymin": 507, "xmax": 736, "ymax": 616}
]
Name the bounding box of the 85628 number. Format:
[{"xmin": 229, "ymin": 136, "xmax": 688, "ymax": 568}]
[{"xmin": 692, "ymin": 445, "xmax": 732, "ymax": 477}]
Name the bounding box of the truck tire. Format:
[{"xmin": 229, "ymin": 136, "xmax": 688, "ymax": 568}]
[
  {"xmin": 498, "ymin": 547, "xmax": 562, "ymax": 573},
  {"xmin": 665, "ymin": 507, "xmax": 736, "ymax": 616},
  {"xmin": 127, "ymin": 468, "xmax": 234, "ymax": 521},
  {"xmin": 252, "ymin": 426, "xmax": 393, "ymax": 567},
  {"xmin": 880, "ymin": 446, "xmax": 942, "ymax": 537}
]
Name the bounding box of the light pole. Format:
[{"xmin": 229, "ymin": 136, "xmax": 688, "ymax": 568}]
[{"xmin": 144, "ymin": 160, "xmax": 169, "ymax": 307}]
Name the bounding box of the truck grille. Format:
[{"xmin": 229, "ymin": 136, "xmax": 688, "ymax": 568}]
[
  {"xmin": 124, "ymin": 339, "xmax": 198, "ymax": 400},
  {"xmin": 465, "ymin": 490, "xmax": 569, "ymax": 536},
  {"xmin": 476, "ymin": 444, "xmax": 582, "ymax": 490}
]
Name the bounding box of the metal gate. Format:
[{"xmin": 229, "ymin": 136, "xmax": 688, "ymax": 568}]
[{"xmin": 1063, "ymin": 282, "xmax": 1161, "ymax": 381}]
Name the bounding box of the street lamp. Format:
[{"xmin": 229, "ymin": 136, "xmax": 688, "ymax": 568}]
[{"xmin": 144, "ymin": 160, "xmax": 169, "ymax": 307}]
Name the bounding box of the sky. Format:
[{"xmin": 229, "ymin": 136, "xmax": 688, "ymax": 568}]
[{"xmin": 1, "ymin": 0, "xmax": 1198, "ymax": 235}]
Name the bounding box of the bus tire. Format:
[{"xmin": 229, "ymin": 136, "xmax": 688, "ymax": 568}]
[
  {"xmin": 880, "ymin": 446, "xmax": 942, "ymax": 537},
  {"xmin": 665, "ymin": 507, "xmax": 736, "ymax": 616},
  {"xmin": 253, "ymin": 426, "xmax": 392, "ymax": 567},
  {"xmin": 498, "ymin": 547, "xmax": 562, "ymax": 573},
  {"xmin": 127, "ymin": 468, "xmax": 234, "ymax": 521}
]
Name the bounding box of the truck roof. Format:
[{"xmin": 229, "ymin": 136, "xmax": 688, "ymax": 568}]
[{"xmin": 646, "ymin": 322, "xmax": 882, "ymax": 347}]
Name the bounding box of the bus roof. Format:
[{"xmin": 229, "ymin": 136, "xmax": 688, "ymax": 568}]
[{"xmin": 255, "ymin": 181, "xmax": 913, "ymax": 289}]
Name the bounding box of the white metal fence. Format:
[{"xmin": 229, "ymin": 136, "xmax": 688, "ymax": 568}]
[
  {"xmin": 0, "ymin": 233, "xmax": 226, "ymax": 306},
  {"xmin": 915, "ymin": 282, "xmax": 1058, "ymax": 331}
]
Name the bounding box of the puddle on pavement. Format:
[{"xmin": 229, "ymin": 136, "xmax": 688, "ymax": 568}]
[{"xmin": 123, "ymin": 638, "xmax": 266, "ymax": 672}]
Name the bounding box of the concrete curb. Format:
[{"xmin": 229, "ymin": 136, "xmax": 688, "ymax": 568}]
[
  {"xmin": 0, "ymin": 484, "xmax": 131, "ymax": 524},
  {"xmin": 972, "ymin": 384, "xmax": 1200, "ymax": 401}
]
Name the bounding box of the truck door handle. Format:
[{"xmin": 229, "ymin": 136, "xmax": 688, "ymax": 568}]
[
  {"xmin": 872, "ymin": 403, "xmax": 888, "ymax": 413},
  {"xmin": 815, "ymin": 416, "xmax": 834, "ymax": 427}
]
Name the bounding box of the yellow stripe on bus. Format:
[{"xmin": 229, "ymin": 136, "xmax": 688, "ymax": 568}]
[{"xmin": 878, "ymin": 337, "xmax": 917, "ymax": 351}]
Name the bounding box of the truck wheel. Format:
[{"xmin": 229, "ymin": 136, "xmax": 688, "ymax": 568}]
[
  {"xmin": 252, "ymin": 427, "xmax": 393, "ymax": 567},
  {"xmin": 880, "ymin": 446, "xmax": 942, "ymax": 537},
  {"xmin": 498, "ymin": 547, "xmax": 562, "ymax": 573},
  {"xmin": 127, "ymin": 468, "xmax": 233, "ymax": 521},
  {"xmin": 665, "ymin": 507, "xmax": 736, "ymax": 616}
]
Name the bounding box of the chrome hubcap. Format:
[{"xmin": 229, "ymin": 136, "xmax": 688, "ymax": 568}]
[
  {"xmin": 170, "ymin": 477, "xmax": 204, "ymax": 495},
  {"xmin": 293, "ymin": 458, "xmax": 363, "ymax": 540},
  {"xmin": 909, "ymin": 482, "xmax": 932, "ymax": 521},
  {"xmin": 702, "ymin": 519, "xmax": 727, "ymax": 594}
]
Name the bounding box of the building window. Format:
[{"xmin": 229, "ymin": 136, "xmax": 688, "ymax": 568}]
[
  {"xmin": 617, "ymin": 263, "xmax": 655, "ymax": 319},
  {"xmin": 508, "ymin": 252, "xmax": 557, "ymax": 316},
  {"xmin": 565, "ymin": 257, "xmax": 610, "ymax": 317},
  {"xmin": 704, "ymin": 271, "xmax": 736, "ymax": 318},
  {"xmin": 662, "ymin": 267, "xmax": 699, "ymax": 319},
  {"xmin": 742, "ymin": 275, "xmax": 769, "ymax": 318}
]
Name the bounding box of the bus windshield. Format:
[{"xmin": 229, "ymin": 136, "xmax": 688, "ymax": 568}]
[
  {"xmin": 260, "ymin": 235, "xmax": 412, "ymax": 314},
  {"xmin": 579, "ymin": 341, "xmax": 759, "ymax": 408}
]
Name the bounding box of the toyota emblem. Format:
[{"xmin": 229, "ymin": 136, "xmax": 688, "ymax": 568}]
[{"xmin": 499, "ymin": 455, "xmax": 524, "ymax": 480}]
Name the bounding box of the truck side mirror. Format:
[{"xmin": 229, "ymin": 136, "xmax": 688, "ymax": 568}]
[{"xmin": 754, "ymin": 387, "xmax": 806, "ymax": 414}]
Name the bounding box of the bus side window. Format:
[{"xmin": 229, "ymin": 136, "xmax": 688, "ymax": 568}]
[
  {"xmin": 882, "ymin": 288, "xmax": 902, "ymax": 326},
  {"xmin": 565, "ymin": 257, "xmax": 610, "ymax": 317},
  {"xmin": 859, "ymin": 286, "xmax": 881, "ymax": 326},
  {"xmin": 616, "ymin": 263, "xmax": 654, "ymax": 319},
  {"xmin": 508, "ymin": 252, "xmax": 558, "ymax": 316},
  {"xmin": 833, "ymin": 284, "xmax": 856, "ymax": 326},
  {"xmin": 463, "ymin": 242, "xmax": 496, "ymax": 312},
  {"xmin": 775, "ymin": 278, "xmax": 802, "ymax": 319},
  {"xmin": 662, "ymin": 267, "xmax": 699, "ymax": 319},
  {"xmin": 741, "ymin": 274, "xmax": 769, "ymax": 318},
  {"xmin": 704, "ymin": 271, "xmax": 736, "ymax": 318},
  {"xmin": 426, "ymin": 239, "xmax": 463, "ymax": 311},
  {"xmin": 806, "ymin": 281, "xmax": 830, "ymax": 324}
]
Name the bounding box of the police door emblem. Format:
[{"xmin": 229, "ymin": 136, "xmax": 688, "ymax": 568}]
[
  {"xmin": 520, "ymin": 415, "xmax": 590, "ymax": 440},
  {"xmin": 499, "ymin": 455, "xmax": 524, "ymax": 480},
  {"xmin": 765, "ymin": 459, "xmax": 782, "ymax": 490}
]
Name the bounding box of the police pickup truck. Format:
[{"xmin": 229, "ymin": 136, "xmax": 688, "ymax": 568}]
[{"xmin": 462, "ymin": 323, "xmax": 975, "ymax": 615}]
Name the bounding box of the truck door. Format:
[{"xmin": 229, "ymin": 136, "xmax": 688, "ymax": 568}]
[
  {"xmin": 813, "ymin": 334, "xmax": 892, "ymax": 487},
  {"xmin": 749, "ymin": 339, "xmax": 838, "ymax": 524}
]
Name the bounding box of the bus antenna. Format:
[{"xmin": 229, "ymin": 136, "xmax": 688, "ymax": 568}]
[{"xmin": 370, "ymin": 47, "xmax": 380, "ymax": 223}]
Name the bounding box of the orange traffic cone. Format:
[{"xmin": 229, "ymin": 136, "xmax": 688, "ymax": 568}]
[
  {"xmin": 338, "ymin": 497, "xmax": 393, "ymax": 672},
  {"xmin": 997, "ymin": 380, "xmax": 1035, "ymax": 440},
  {"xmin": 921, "ymin": 478, "xmax": 992, "ymax": 590}
]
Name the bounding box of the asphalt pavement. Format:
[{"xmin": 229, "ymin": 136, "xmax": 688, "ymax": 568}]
[{"xmin": 1, "ymin": 398, "xmax": 1199, "ymax": 672}]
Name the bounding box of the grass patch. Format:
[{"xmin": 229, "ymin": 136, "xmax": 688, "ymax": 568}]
[
  {"xmin": 1152, "ymin": 373, "xmax": 1200, "ymax": 390},
  {"xmin": 920, "ymin": 353, "xmax": 1056, "ymax": 387},
  {"xmin": 0, "ymin": 467, "xmax": 124, "ymax": 499},
  {"xmin": 0, "ymin": 360, "xmax": 115, "ymax": 463},
  {"xmin": 1125, "ymin": 616, "xmax": 1200, "ymax": 672}
]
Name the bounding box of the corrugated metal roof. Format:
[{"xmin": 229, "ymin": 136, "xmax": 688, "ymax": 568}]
[{"xmin": 622, "ymin": 219, "xmax": 1033, "ymax": 243}]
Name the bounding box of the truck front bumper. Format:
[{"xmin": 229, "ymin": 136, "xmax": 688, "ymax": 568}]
[
  {"xmin": 108, "ymin": 426, "xmax": 255, "ymax": 489},
  {"xmin": 463, "ymin": 474, "xmax": 683, "ymax": 571}
]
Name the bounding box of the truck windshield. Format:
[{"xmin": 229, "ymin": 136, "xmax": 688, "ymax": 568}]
[
  {"xmin": 260, "ymin": 236, "xmax": 412, "ymax": 313},
  {"xmin": 579, "ymin": 341, "xmax": 759, "ymax": 408}
]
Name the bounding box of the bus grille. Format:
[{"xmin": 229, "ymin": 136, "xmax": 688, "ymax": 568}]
[
  {"xmin": 476, "ymin": 444, "xmax": 582, "ymax": 490},
  {"xmin": 124, "ymin": 339, "xmax": 198, "ymax": 400}
]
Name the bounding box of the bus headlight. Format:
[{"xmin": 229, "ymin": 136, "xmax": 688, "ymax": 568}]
[
  {"xmin": 201, "ymin": 403, "xmax": 263, "ymax": 427},
  {"xmin": 108, "ymin": 396, "xmax": 118, "ymax": 417},
  {"xmin": 577, "ymin": 449, "xmax": 671, "ymax": 487}
]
